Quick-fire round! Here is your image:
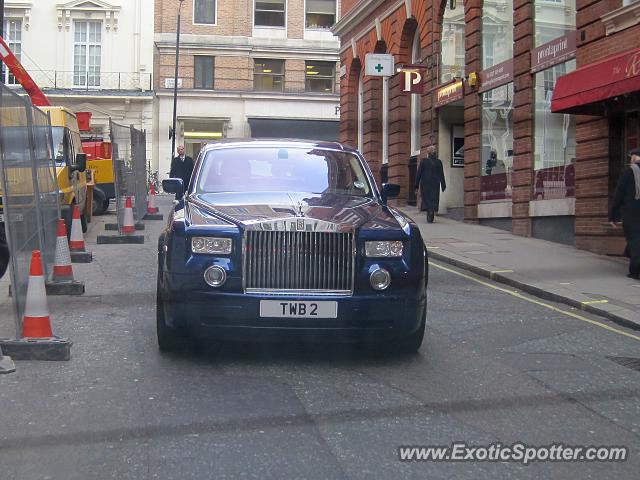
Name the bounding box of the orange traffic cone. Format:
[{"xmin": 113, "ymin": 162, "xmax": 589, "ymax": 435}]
[
  {"xmin": 22, "ymin": 250, "xmax": 53, "ymax": 338},
  {"xmin": 147, "ymin": 185, "xmax": 159, "ymax": 214},
  {"xmin": 122, "ymin": 196, "xmax": 136, "ymax": 234},
  {"xmin": 52, "ymin": 219, "xmax": 74, "ymax": 282},
  {"xmin": 69, "ymin": 205, "xmax": 85, "ymax": 251}
]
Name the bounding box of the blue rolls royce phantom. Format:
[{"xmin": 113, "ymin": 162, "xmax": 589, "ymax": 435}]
[{"xmin": 158, "ymin": 140, "xmax": 428, "ymax": 353}]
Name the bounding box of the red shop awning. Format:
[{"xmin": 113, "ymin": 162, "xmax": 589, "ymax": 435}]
[{"xmin": 551, "ymin": 47, "xmax": 640, "ymax": 115}]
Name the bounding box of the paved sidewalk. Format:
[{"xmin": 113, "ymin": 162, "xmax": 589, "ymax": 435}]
[{"xmin": 400, "ymin": 206, "xmax": 640, "ymax": 329}]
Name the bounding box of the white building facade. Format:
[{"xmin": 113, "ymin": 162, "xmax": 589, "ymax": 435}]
[{"xmin": 3, "ymin": 0, "xmax": 154, "ymax": 160}]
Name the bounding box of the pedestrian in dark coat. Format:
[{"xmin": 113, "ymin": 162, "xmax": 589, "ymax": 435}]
[
  {"xmin": 169, "ymin": 145, "xmax": 194, "ymax": 192},
  {"xmin": 415, "ymin": 145, "xmax": 447, "ymax": 223},
  {"xmin": 609, "ymin": 147, "xmax": 640, "ymax": 279}
]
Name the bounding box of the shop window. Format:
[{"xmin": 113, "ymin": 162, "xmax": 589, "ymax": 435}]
[
  {"xmin": 305, "ymin": 61, "xmax": 335, "ymax": 93},
  {"xmin": 441, "ymin": 2, "xmax": 465, "ymax": 83},
  {"xmin": 254, "ymin": 59, "xmax": 284, "ymax": 92},
  {"xmin": 481, "ymin": 83, "xmax": 514, "ymax": 201},
  {"xmin": 255, "ymin": 0, "xmax": 286, "ymax": 27},
  {"xmin": 194, "ymin": 0, "xmax": 216, "ymax": 25},
  {"xmin": 533, "ymin": 62, "xmax": 576, "ymax": 200},
  {"xmin": 482, "ymin": 0, "xmax": 513, "ymax": 69},
  {"xmin": 532, "ymin": 0, "xmax": 576, "ymax": 200},
  {"xmin": 194, "ymin": 56, "xmax": 215, "ymax": 89},
  {"xmin": 306, "ymin": 0, "xmax": 336, "ymax": 30}
]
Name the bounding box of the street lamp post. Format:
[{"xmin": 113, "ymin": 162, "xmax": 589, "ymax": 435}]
[{"xmin": 170, "ymin": 0, "xmax": 185, "ymax": 162}]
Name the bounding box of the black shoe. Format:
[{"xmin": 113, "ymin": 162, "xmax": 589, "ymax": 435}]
[
  {"xmin": 427, "ymin": 212, "xmax": 435, "ymax": 223},
  {"xmin": 627, "ymin": 273, "xmax": 640, "ymax": 280}
]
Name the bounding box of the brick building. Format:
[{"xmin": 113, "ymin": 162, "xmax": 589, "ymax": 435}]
[
  {"xmin": 551, "ymin": 0, "xmax": 640, "ymax": 254},
  {"xmin": 333, "ymin": 0, "xmax": 640, "ymax": 255},
  {"xmin": 153, "ymin": 0, "xmax": 341, "ymax": 178}
]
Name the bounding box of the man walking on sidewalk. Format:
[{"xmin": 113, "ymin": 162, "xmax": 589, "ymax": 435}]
[
  {"xmin": 169, "ymin": 145, "xmax": 194, "ymax": 192},
  {"xmin": 610, "ymin": 147, "xmax": 640, "ymax": 279},
  {"xmin": 415, "ymin": 145, "xmax": 446, "ymax": 223}
]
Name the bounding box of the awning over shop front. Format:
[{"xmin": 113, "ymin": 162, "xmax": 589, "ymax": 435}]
[
  {"xmin": 247, "ymin": 118, "xmax": 339, "ymax": 142},
  {"xmin": 551, "ymin": 47, "xmax": 640, "ymax": 115}
]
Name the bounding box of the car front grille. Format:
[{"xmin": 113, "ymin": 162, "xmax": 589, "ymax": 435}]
[{"xmin": 244, "ymin": 230, "xmax": 354, "ymax": 294}]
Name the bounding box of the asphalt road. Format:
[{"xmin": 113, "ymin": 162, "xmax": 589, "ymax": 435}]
[{"xmin": 1, "ymin": 201, "xmax": 640, "ymax": 479}]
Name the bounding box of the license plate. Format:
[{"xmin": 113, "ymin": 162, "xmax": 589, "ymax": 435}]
[{"xmin": 260, "ymin": 300, "xmax": 338, "ymax": 318}]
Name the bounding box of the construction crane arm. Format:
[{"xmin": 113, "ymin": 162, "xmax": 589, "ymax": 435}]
[{"xmin": 0, "ymin": 36, "xmax": 51, "ymax": 107}]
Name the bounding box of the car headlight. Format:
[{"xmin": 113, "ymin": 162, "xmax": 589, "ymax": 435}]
[
  {"xmin": 191, "ymin": 236, "xmax": 233, "ymax": 254},
  {"xmin": 370, "ymin": 268, "xmax": 391, "ymax": 290},
  {"xmin": 365, "ymin": 241, "xmax": 403, "ymax": 257}
]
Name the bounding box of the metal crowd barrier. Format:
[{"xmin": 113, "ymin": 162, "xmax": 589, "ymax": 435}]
[
  {"xmin": 109, "ymin": 119, "xmax": 147, "ymax": 233},
  {"xmin": 0, "ymin": 84, "xmax": 60, "ymax": 334}
]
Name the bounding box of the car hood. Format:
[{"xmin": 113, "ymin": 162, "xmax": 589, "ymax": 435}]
[{"xmin": 187, "ymin": 191, "xmax": 403, "ymax": 231}]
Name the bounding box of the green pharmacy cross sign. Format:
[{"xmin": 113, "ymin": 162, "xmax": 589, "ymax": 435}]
[{"xmin": 365, "ymin": 53, "xmax": 394, "ymax": 77}]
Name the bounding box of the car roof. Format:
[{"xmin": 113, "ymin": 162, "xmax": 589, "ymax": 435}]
[{"xmin": 199, "ymin": 138, "xmax": 357, "ymax": 154}]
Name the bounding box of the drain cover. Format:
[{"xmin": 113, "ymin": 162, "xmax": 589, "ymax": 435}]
[{"xmin": 606, "ymin": 356, "xmax": 640, "ymax": 372}]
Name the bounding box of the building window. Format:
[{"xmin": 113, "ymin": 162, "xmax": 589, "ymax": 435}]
[
  {"xmin": 411, "ymin": 32, "xmax": 421, "ymax": 155},
  {"xmin": 305, "ymin": 61, "xmax": 335, "ymax": 93},
  {"xmin": 534, "ymin": 0, "xmax": 575, "ymax": 47},
  {"xmin": 481, "ymin": 83, "xmax": 514, "ymax": 201},
  {"xmin": 194, "ymin": 56, "xmax": 215, "ymax": 89},
  {"xmin": 441, "ymin": 2, "xmax": 465, "ymax": 83},
  {"xmin": 194, "ymin": 0, "xmax": 216, "ymax": 25},
  {"xmin": 255, "ymin": 0, "xmax": 285, "ymax": 27},
  {"xmin": 1, "ymin": 19, "xmax": 22, "ymax": 85},
  {"xmin": 482, "ymin": 0, "xmax": 513, "ymax": 69},
  {"xmin": 254, "ymin": 59, "xmax": 284, "ymax": 92},
  {"xmin": 74, "ymin": 21, "xmax": 102, "ymax": 87},
  {"xmin": 306, "ymin": 0, "xmax": 336, "ymax": 30}
]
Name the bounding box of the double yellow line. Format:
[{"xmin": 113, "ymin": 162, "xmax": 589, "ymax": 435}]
[{"xmin": 430, "ymin": 261, "xmax": 640, "ymax": 342}]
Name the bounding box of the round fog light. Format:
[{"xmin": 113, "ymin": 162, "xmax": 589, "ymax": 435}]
[
  {"xmin": 370, "ymin": 268, "xmax": 391, "ymax": 291},
  {"xmin": 204, "ymin": 265, "xmax": 227, "ymax": 287}
]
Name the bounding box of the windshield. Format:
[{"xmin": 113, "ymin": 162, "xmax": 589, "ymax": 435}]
[{"xmin": 196, "ymin": 147, "xmax": 372, "ymax": 196}]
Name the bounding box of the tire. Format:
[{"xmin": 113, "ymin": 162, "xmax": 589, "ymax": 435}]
[
  {"xmin": 92, "ymin": 189, "xmax": 108, "ymax": 216},
  {"xmin": 81, "ymin": 213, "xmax": 88, "ymax": 233},
  {"xmin": 156, "ymin": 271, "xmax": 189, "ymax": 352}
]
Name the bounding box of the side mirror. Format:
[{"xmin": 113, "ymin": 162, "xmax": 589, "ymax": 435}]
[
  {"xmin": 71, "ymin": 153, "xmax": 87, "ymax": 173},
  {"xmin": 163, "ymin": 178, "xmax": 184, "ymax": 198},
  {"xmin": 381, "ymin": 183, "xmax": 401, "ymax": 204}
]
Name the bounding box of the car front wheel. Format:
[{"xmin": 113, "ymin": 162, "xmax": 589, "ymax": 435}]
[
  {"xmin": 156, "ymin": 272, "xmax": 189, "ymax": 352},
  {"xmin": 395, "ymin": 305, "xmax": 426, "ymax": 354}
]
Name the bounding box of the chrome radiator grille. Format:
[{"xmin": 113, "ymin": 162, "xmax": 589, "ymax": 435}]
[{"xmin": 244, "ymin": 230, "xmax": 354, "ymax": 293}]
